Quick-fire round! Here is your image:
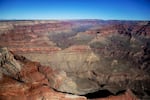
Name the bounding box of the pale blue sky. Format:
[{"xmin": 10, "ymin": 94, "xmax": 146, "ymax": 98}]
[{"xmin": 0, "ymin": 0, "xmax": 150, "ymax": 20}]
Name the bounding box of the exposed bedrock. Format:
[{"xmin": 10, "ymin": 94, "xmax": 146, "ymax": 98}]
[
  {"xmin": 44, "ymin": 30, "xmax": 150, "ymax": 97},
  {"xmin": 0, "ymin": 47, "xmax": 147, "ymax": 100},
  {"xmin": 0, "ymin": 20, "xmax": 150, "ymax": 99},
  {"xmin": 0, "ymin": 47, "xmax": 143, "ymax": 100},
  {"xmin": 0, "ymin": 47, "xmax": 87, "ymax": 100}
]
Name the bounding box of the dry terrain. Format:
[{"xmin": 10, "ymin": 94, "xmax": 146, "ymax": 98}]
[{"xmin": 0, "ymin": 20, "xmax": 150, "ymax": 100}]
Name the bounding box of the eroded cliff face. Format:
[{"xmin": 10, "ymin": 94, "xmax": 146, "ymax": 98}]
[
  {"xmin": 0, "ymin": 47, "xmax": 87, "ymax": 100},
  {"xmin": 0, "ymin": 20, "xmax": 150, "ymax": 100},
  {"xmin": 0, "ymin": 47, "xmax": 140, "ymax": 100}
]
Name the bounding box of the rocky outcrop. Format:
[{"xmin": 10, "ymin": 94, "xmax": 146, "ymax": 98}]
[
  {"xmin": 0, "ymin": 47, "xmax": 87, "ymax": 100},
  {"xmin": 0, "ymin": 75, "xmax": 86, "ymax": 100},
  {"xmin": 0, "ymin": 47, "xmax": 22, "ymax": 78},
  {"xmin": 0, "ymin": 47, "xmax": 142, "ymax": 100}
]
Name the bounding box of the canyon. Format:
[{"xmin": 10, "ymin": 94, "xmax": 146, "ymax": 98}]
[{"xmin": 0, "ymin": 20, "xmax": 150, "ymax": 100}]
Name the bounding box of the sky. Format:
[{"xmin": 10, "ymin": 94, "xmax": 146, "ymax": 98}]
[{"xmin": 0, "ymin": 0, "xmax": 150, "ymax": 20}]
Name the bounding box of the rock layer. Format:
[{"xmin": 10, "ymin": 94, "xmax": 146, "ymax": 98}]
[
  {"xmin": 0, "ymin": 47, "xmax": 141, "ymax": 100},
  {"xmin": 0, "ymin": 47, "xmax": 86, "ymax": 100}
]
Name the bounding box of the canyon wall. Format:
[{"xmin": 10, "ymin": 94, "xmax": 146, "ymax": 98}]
[{"xmin": 0, "ymin": 20, "xmax": 150, "ymax": 100}]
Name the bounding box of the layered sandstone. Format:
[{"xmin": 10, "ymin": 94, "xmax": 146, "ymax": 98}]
[{"xmin": 0, "ymin": 47, "xmax": 87, "ymax": 100}]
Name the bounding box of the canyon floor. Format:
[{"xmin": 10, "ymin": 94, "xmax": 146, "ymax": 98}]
[{"xmin": 0, "ymin": 20, "xmax": 150, "ymax": 100}]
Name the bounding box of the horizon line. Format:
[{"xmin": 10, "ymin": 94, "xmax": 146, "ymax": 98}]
[{"xmin": 0, "ymin": 18, "xmax": 150, "ymax": 21}]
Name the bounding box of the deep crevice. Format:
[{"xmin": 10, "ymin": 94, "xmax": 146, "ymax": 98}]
[
  {"xmin": 51, "ymin": 87, "xmax": 115, "ymax": 99},
  {"xmin": 116, "ymin": 90, "xmax": 126, "ymax": 95},
  {"xmin": 144, "ymin": 90, "xmax": 150, "ymax": 96},
  {"xmin": 51, "ymin": 87, "xmax": 75, "ymax": 95},
  {"xmin": 82, "ymin": 90, "xmax": 114, "ymax": 99}
]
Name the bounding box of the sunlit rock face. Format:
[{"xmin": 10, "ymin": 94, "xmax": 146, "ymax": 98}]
[
  {"xmin": 0, "ymin": 20, "xmax": 150, "ymax": 99},
  {"xmin": 0, "ymin": 47, "xmax": 87, "ymax": 100},
  {"xmin": 0, "ymin": 47, "xmax": 22, "ymax": 78},
  {"xmin": 0, "ymin": 47, "xmax": 140, "ymax": 100}
]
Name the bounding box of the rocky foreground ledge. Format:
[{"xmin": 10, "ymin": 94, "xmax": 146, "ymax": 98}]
[
  {"xmin": 0, "ymin": 47, "xmax": 86, "ymax": 100},
  {"xmin": 0, "ymin": 47, "xmax": 149, "ymax": 100}
]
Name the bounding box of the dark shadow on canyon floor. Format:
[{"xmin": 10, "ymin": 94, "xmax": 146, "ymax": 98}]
[{"xmin": 82, "ymin": 90, "xmax": 114, "ymax": 99}]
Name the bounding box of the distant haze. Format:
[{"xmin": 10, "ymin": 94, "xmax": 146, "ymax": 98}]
[{"xmin": 0, "ymin": 0, "xmax": 150, "ymax": 20}]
